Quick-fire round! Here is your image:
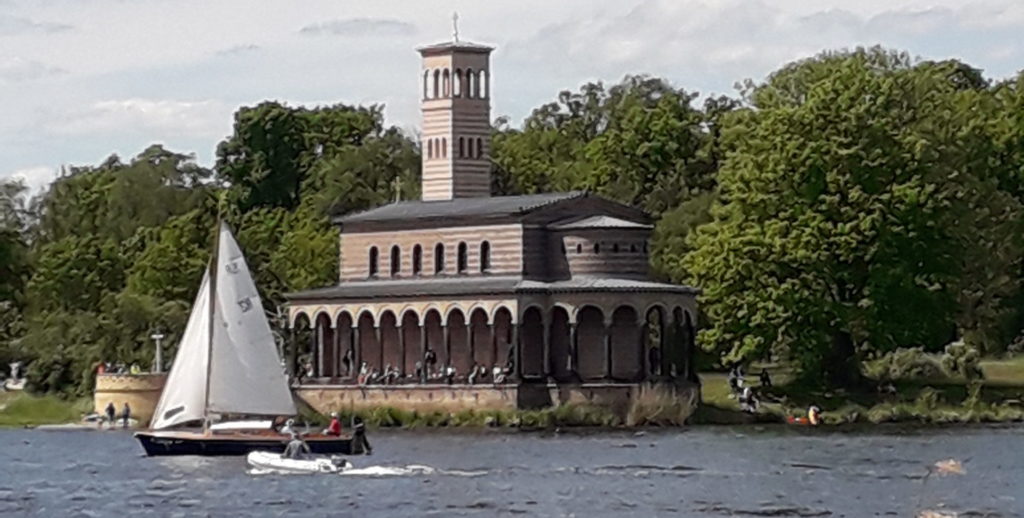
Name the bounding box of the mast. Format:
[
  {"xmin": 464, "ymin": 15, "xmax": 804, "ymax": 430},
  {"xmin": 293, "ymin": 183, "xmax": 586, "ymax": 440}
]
[{"xmin": 202, "ymin": 217, "xmax": 222, "ymax": 434}]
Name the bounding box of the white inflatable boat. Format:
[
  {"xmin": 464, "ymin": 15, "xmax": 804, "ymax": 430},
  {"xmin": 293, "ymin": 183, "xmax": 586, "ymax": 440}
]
[{"xmin": 246, "ymin": 450, "xmax": 352, "ymax": 475}]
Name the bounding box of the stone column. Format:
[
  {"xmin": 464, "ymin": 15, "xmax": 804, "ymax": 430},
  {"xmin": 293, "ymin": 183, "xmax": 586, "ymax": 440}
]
[
  {"xmin": 353, "ymin": 325, "xmax": 362, "ymax": 377},
  {"xmin": 374, "ymin": 325, "xmax": 383, "ymax": 371},
  {"xmin": 316, "ymin": 322, "xmax": 325, "ymax": 378},
  {"xmin": 419, "ymin": 323, "xmax": 428, "ymax": 383},
  {"xmin": 542, "ymin": 317, "xmax": 551, "ymax": 379},
  {"xmin": 398, "ymin": 322, "xmax": 406, "ymax": 377},
  {"xmin": 568, "ymin": 322, "xmax": 578, "ymax": 376},
  {"xmin": 511, "ymin": 323, "xmax": 521, "ymax": 380},
  {"xmin": 442, "ymin": 325, "xmax": 450, "ymax": 367},
  {"xmin": 331, "ymin": 322, "xmax": 340, "ymax": 379},
  {"xmin": 603, "ymin": 321, "xmax": 612, "ymax": 380},
  {"xmin": 468, "ymin": 322, "xmax": 476, "ymax": 369},
  {"xmin": 287, "ymin": 326, "xmax": 297, "ymax": 377}
]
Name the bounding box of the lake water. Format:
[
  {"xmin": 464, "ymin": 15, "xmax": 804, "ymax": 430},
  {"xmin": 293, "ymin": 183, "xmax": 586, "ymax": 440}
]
[{"xmin": 0, "ymin": 425, "xmax": 1021, "ymax": 517}]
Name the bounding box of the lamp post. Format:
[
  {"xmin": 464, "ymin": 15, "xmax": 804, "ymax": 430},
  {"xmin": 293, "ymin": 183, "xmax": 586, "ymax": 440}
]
[{"xmin": 150, "ymin": 331, "xmax": 165, "ymax": 373}]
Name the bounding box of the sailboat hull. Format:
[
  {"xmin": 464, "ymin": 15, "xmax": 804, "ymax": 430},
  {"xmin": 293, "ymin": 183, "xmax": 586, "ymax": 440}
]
[{"xmin": 134, "ymin": 430, "xmax": 364, "ymax": 457}]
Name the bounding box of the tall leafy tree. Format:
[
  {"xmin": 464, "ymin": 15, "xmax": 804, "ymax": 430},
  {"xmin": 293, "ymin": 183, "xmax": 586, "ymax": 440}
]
[{"xmin": 685, "ymin": 48, "xmax": 1021, "ymax": 386}]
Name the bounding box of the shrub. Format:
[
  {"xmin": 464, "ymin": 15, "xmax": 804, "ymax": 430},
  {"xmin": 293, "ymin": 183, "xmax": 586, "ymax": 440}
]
[
  {"xmin": 941, "ymin": 340, "xmax": 984, "ymax": 380},
  {"xmin": 864, "ymin": 348, "xmax": 945, "ymax": 381},
  {"xmin": 625, "ymin": 384, "xmax": 697, "ymax": 426}
]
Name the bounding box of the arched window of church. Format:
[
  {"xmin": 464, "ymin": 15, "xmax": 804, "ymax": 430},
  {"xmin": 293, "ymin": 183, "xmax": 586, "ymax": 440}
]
[
  {"xmin": 476, "ymin": 137, "xmax": 483, "ymax": 158},
  {"xmin": 390, "ymin": 245, "xmax": 401, "ymax": 276},
  {"xmin": 433, "ymin": 70, "xmax": 440, "ymax": 99},
  {"xmin": 412, "ymin": 245, "xmax": 422, "ymax": 275},
  {"xmin": 479, "ymin": 241, "xmax": 491, "ymax": 272},
  {"xmin": 457, "ymin": 242, "xmax": 468, "ymax": 273},
  {"xmin": 458, "ymin": 137, "xmax": 464, "ymax": 158},
  {"xmin": 481, "ymin": 70, "xmax": 489, "ymax": 99},
  {"xmin": 368, "ymin": 246, "xmax": 379, "ymax": 277},
  {"xmin": 442, "ymin": 138, "xmax": 447, "ymax": 158},
  {"xmin": 613, "ymin": 243, "xmax": 620, "ymax": 253},
  {"xmin": 426, "ymin": 139, "xmax": 432, "ymax": 159},
  {"xmin": 434, "ymin": 243, "xmax": 445, "ymax": 274},
  {"xmin": 466, "ymin": 68, "xmax": 475, "ymax": 98},
  {"xmin": 442, "ymin": 69, "xmax": 451, "ymax": 97},
  {"xmin": 474, "ymin": 71, "xmax": 482, "ymax": 98},
  {"xmin": 423, "ymin": 70, "xmax": 430, "ymax": 99},
  {"xmin": 454, "ymin": 69, "xmax": 463, "ymax": 97},
  {"xmin": 466, "ymin": 138, "xmax": 473, "ymax": 159},
  {"xmin": 593, "ymin": 243, "xmax": 600, "ymax": 254}
]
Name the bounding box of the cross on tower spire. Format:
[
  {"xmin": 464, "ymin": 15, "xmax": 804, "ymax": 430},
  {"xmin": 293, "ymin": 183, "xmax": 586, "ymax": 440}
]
[{"xmin": 452, "ymin": 12, "xmax": 459, "ymax": 42}]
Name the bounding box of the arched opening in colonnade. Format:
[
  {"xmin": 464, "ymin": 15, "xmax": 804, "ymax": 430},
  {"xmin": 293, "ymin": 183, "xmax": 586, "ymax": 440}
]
[
  {"xmin": 645, "ymin": 306, "xmax": 666, "ymax": 377},
  {"xmin": 423, "ymin": 309, "xmax": 444, "ymax": 377},
  {"xmin": 520, "ymin": 307, "xmax": 544, "ymax": 378},
  {"xmin": 576, "ymin": 306, "xmax": 604, "ymax": 380},
  {"xmin": 313, "ymin": 312, "xmax": 334, "ymax": 379},
  {"xmin": 290, "ymin": 313, "xmax": 312, "ymax": 378},
  {"xmin": 610, "ymin": 306, "xmax": 642, "ymax": 381},
  {"xmin": 549, "ymin": 306, "xmax": 572, "ymax": 380},
  {"xmin": 401, "ymin": 312, "xmax": 419, "ymax": 376},
  {"xmin": 380, "ymin": 311, "xmax": 400, "ymax": 375},
  {"xmin": 470, "ymin": 308, "xmax": 492, "ymax": 373},
  {"xmin": 357, "ymin": 312, "xmax": 378, "ymax": 374},
  {"xmin": 336, "ymin": 312, "xmax": 354, "ymax": 378},
  {"xmin": 448, "ymin": 309, "xmax": 471, "ymax": 375}
]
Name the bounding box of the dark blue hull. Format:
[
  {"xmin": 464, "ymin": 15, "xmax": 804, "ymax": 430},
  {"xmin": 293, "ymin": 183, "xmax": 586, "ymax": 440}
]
[{"xmin": 134, "ymin": 431, "xmax": 364, "ymax": 457}]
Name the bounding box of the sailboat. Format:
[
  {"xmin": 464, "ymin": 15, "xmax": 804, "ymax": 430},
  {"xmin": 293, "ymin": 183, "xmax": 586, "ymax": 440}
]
[{"xmin": 134, "ymin": 223, "xmax": 362, "ymax": 456}]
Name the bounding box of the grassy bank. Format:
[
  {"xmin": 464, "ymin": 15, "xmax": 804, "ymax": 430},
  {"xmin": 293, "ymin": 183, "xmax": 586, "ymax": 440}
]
[
  {"xmin": 695, "ymin": 356, "xmax": 1024, "ymax": 425},
  {"xmin": 0, "ymin": 392, "xmax": 91, "ymax": 427}
]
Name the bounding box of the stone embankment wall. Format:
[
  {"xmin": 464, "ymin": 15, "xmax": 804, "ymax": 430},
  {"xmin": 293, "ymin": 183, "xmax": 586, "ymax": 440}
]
[{"xmin": 94, "ymin": 373, "xmax": 166, "ymax": 425}]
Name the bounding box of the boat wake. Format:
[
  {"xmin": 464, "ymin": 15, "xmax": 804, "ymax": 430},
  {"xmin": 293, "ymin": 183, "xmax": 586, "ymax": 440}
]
[{"xmin": 247, "ymin": 464, "xmax": 487, "ymax": 477}]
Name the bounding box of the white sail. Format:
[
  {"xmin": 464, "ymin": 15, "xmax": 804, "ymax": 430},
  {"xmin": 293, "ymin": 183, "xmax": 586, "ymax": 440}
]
[
  {"xmin": 151, "ymin": 271, "xmax": 211, "ymax": 430},
  {"xmin": 207, "ymin": 223, "xmax": 297, "ymax": 417}
]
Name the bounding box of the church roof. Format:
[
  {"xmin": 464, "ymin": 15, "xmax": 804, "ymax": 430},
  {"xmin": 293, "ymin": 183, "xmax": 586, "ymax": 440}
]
[
  {"xmin": 417, "ymin": 40, "xmax": 494, "ymax": 55},
  {"xmin": 334, "ymin": 191, "xmax": 588, "ymax": 226},
  {"xmin": 286, "ymin": 275, "xmax": 696, "ymax": 301},
  {"xmin": 550, "ymin": 215, "xmax": 654, "ymax": 230}
]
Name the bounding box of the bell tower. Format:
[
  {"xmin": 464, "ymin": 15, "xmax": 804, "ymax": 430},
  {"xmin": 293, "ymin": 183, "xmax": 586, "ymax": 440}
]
[{"xmin": 417, "ymin": 26, "xmax": 493, "ymax": 201}]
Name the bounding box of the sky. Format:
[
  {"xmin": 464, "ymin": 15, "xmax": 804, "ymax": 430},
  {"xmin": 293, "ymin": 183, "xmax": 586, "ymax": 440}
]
[{"xmin": 1, "ymin": 0, "xmax": 1022, "ymax": 194}]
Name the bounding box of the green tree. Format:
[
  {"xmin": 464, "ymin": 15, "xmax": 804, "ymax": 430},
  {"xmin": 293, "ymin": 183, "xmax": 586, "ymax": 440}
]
[{"xmin": 685, "ymin": 48, "xmax": 1021, "ymax": 386}]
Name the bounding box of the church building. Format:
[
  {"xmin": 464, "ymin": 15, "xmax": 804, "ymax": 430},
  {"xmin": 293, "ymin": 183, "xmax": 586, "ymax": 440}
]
[{"xmin": 285, "ymin": 34, "xmax": 699, "ymax": 413}]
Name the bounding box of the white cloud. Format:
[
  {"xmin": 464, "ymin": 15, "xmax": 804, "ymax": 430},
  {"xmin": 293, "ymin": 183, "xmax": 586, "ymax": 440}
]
[
  {"xmin": 0, "ymin": 57, "xmax": 65, "ymax": 83},
  {"xmin": 299, "ymin": 18, "xmax": 417, "ymax": 37},
  {"xmin": 0, "ymin": 14, "xmax": 71, "ymax": 36},
  {"xmin": 48, "ymin": 98, "xmax": 233, "ymax": 139},
  {"xmin": 0, "ymin": 0, "xmax": 1022, "ymax": 180},
  {"xmin": 3, "ymin": 165, "xmax": 58, "ymax": 195}
]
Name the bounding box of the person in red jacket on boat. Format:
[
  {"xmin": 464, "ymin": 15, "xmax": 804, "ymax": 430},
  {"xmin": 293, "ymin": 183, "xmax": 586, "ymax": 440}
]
[{"xmin": 324, "ymin": 412, "xmax": 342, "ymax": 436}]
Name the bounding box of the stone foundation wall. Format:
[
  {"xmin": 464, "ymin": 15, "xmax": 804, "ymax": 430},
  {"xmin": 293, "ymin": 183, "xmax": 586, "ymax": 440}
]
[
  {"xmin": 295, "ymin": 384, "xmax": 520, "ymax": 414},
  {"xmin": 296, "ymin": 381, "xmax": 699, "ymax": 420},
  {"xmin": 94, "ymin": 373, "xmax": 166, "ymax": 425}
]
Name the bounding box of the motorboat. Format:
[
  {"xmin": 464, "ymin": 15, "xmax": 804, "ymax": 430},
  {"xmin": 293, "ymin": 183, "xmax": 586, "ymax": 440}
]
[
  {"xmin": 134, "ymin": 223, "xmax": 363, "ymax": 456},
  {"xmin": 246, "ymin": 450, "xmax": 352, "ymax": 474}
]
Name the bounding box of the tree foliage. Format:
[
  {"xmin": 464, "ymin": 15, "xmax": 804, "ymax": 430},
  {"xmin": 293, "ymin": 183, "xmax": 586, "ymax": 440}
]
[{"xmin": 685, "ymin": 48, "xmax": 1022, "ymax": 385}]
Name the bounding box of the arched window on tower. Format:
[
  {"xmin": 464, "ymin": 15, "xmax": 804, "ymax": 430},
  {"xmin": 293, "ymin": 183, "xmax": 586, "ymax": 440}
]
[
  {"xmin": 423, "ymin": 70, "xmax": 430, "ymax": 99},
  {"xmin": 390, "ymin": 245, "xmax": 401, "ymax": 276},
  {"xmin": 476, "ymin": 137, "xmax": 483, "ymax": 158},
  {"xmin": 368, "ymin": 246, "xmax": 379, "ymax": 277},
  {"xmin": 442, "ymin": 69, "xmax": 451, "ymax": 97},
  {"xmin": 466, "ymin": 68, "xmax": 475, "ymax": 98},
  {"xmin": 454, "ymin": 69, "xmax": 463, "ymax": 97},
  {"xmin": 441, "ymin": 138, "xmax": 447, "ymax": 158},
  {"xmin": 457, "ymin": 242, "xmax": 468, "ymax": 273},
  {"xmin": 467, "ymin": 138, "xmax": 473, "ymax": 159},
  {"xmin": 433, "ymin": 70, "xmax": 440, "ymax": 99},
  {"xmin": 412, "ymin": 245, "xmax": 422, "ymax": 276},
  {"xmin": 482, "ymin": 70, "xmax": 489, "ymax": 98},
  {"xmin": 479, "ymin": 241, "xmax": 491, "ymax": 272},
  {"xmin": 426, "ymin": 139, "xmax": 432, "ymax": 159},
  {"xmin": 458, "ymin": 137, "xmax": 464, "ymax": 158},
  {"xmin": 434, "ymin": 243, "xmax": 445, "ymax": 274},
  {"xmin": 474, "ymin": 71, "xmax": 482, "ymax": 98}
]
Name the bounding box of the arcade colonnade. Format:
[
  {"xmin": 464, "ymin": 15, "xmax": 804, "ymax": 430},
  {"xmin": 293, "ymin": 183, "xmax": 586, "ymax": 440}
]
[{"xmin": 287, "ymin": 297, "xmax": 697, "ymax": 384}]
